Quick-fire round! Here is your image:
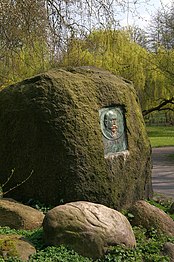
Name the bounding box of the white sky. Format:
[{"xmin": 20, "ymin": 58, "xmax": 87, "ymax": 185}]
[{"xmin": 119, "ymin": 0, "xmax": 172, "ymax": 28}]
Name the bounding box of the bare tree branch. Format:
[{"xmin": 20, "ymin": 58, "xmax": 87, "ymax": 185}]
[{"xmin": 142, "ymin": 97, "xmax": 174, "ymax": 116}]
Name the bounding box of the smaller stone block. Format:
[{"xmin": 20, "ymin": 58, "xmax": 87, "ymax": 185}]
[
  {"xmin": 129, "ymin": 200, "xmax": 174, "ymax": 237},
  {"xmin": 43, "ymin": 201, "xmax": 136, "ymax": 259},
  {"xmin": 0, "ymin": 199, "xmax": 44, "ymax": 230},
  {"xmin": 163, "ymin": 242, "xmax": 174, "ymax": 261}
]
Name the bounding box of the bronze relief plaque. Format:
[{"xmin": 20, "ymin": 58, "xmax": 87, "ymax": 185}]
[{"xmin": 99, "ymin": 106, "xmax": 127, "ymax": 156}]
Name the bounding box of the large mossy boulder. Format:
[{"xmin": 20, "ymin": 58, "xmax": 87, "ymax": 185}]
[{"xmin": 0, "ymin": 67, "xmax": 152, "ymax": 208}]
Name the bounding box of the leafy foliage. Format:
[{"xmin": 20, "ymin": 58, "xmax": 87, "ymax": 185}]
[
  {"xmin": 60, "ymin": 30, "xmax": 147, "ymax": 92},
  {"xmin": 0, "ymin": 0, "xmax": 49, "ymax": 89},
  {"xmin": 0, "ymin": 227, "xmax": 172, "ymax": 261},
  {"xmin": 30, "ymin": 246, "xmax": 92, "ymax": 262},
  {"xmin": 24, "ymin": 199, "xmax": 53, "ymax": 215},
  {"xmin": 99, "ymin": 226, "xmax": 173, "ymax": 262},
  {"xmin": 59, "ymin": 29, "xmax": 174, "ymax": 119}
]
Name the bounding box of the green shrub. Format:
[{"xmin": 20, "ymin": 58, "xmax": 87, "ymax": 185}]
[
  {"xmin": 24, "ymin": 199, "xmax": 53, "ymax": 215},
  {"xmin": 98, "ymin": 226, "xmax": 172, "ymax": 262},
  {"xmin": 30, "ymin": 246, "xmax": 92, "ymax": 262}
]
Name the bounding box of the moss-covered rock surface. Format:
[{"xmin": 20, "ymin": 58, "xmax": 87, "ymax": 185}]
[
  {"xmin": 0, "ymin": 234, "xmax": 36, "ymax": 260},
  {"xmin": 0, "ymin": 67, "xmax": 152, "ymax": 208}
]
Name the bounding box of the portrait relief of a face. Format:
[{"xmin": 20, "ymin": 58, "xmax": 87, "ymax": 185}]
[
  {"xmin": 99, "ymin": 106, "xmax": 127, "ymax": 156},
  {"xmin": 104, "ymin": 110, "xmax": 118, "ymax": 138}
]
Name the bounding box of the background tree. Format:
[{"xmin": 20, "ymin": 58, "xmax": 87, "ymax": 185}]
[
  {"xmin": 143, "ymin": 2, "xmax": 174, "ymax": 122},
  {"xmin": 0, "ymin": 0, "xmax": 49, "ymax": 87},
  {"xmin": 59, "ymin": 29, "xmax": 149, "ymax": 101},
  {"xmin": 0, "ymin": 0, "xmax": 136, "ymax": 87},
  {"xmin": 128, "ymin": 26, "xmax": 149, "ymax": 49},
  {"xmin": 148, "ymin": 2, "xmax": 174, "ymax": 51}
]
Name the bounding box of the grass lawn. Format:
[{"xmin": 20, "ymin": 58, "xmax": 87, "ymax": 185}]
[{"xmin": 146, "ymin": 126, "xmax": 174, "ymax": 148}]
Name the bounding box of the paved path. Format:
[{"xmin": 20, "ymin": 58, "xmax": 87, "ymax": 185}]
[{"xmin": 152, "ymin": 147, "xmax": 174, "ymax": 199}]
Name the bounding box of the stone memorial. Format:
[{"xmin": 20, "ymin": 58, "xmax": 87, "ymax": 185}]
[{"xmin": 0, "ymin": 67, "xmax": 153, "ymax": 209}]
